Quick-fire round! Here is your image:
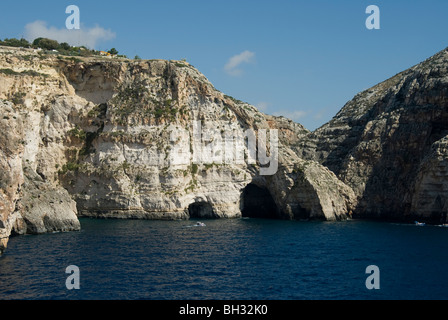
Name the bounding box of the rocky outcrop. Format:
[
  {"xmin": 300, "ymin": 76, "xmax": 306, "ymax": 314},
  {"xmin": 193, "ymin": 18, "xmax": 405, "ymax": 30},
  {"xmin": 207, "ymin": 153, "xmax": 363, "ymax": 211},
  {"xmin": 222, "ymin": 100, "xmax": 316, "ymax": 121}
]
[
  {"xmin": 58, "ymin": 56, "xmax": 354, "ymax": 222},
  {"xmin": 18, "ymin": 169, "xmax": 80, "ymax": 234},
  {"xmin": 263, "ymin": 154, "xmax": 356, "ymax": 221},
  {"xmin": 296, "ymin": 48, "xmax": 448, "ymax": 223},
  {"xmin": 0, "ymin": 46, "xmax": 357, "ymax": 255},
  {"xmin": 2, "ymin": 43, "xmax": 448, "ymax": 259},
  {"xmin": 0, "ymin": 49, "xmax": 85, "ymax": 254},
  {"xmin": 410, "ymin": 136, "xmax": 448, "ymax": 222},
  {"xmin": 0, "ymin": 98, "xmax": 80, "ymax": 255},
  {"xmin": 0, "ymin": 100, "xmax": 25, "ymax": 254}
]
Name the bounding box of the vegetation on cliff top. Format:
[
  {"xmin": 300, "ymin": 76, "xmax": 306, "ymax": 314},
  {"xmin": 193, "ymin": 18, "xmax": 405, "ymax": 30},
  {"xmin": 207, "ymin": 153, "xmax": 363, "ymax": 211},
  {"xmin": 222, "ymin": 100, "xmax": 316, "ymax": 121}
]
[{"xmin": 0, "ymin": 37, "xmax": 128, "ymax": 59}]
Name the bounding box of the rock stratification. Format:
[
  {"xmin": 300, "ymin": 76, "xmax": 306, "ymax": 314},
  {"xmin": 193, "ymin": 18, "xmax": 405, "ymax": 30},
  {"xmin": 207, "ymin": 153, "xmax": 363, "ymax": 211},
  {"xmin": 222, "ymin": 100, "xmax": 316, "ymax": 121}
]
[
  {"xmin": 296, "ymin": 48, "xmax": 448, "ymax": 223},
  {"xmin": 0, "ymin": 46, "xmax": 357, "ymax": 255},
  {"xmin": 2, "ymin": 44, "xmax": 447, "ymax": 255}
]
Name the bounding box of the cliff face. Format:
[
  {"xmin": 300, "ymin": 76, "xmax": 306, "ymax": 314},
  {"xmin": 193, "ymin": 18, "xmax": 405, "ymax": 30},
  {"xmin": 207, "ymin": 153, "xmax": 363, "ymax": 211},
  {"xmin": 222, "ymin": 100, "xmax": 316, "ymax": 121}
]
[
  {"xmin": 2, "ymin": 44, "xmax": 447, "ymax": 255},
  {"xmin": 0, "ymin": 100, "xmax": 26, "ymax": 253},
  {"xmin": 296, "ymin": 48, "xmax": 448, "ymax": 223},
  {"xmin": 0, "ymin": 46, "xmax": 357, "ymax": 255}
]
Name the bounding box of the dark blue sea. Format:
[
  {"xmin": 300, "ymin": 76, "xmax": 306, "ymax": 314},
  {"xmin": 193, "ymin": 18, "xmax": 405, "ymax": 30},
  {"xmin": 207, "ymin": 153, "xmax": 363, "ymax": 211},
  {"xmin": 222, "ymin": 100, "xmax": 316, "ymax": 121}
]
[{"xmin": 0, "ymin": 218, "xmax": 447, "ymax": 300}]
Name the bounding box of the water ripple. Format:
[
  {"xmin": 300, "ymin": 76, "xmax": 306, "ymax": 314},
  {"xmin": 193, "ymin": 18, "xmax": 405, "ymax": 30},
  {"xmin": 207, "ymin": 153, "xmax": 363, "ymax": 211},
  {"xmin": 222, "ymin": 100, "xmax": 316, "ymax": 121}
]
[{"xmin": 1, "ymin": 218, "xmax": 447, "ymax": 300}]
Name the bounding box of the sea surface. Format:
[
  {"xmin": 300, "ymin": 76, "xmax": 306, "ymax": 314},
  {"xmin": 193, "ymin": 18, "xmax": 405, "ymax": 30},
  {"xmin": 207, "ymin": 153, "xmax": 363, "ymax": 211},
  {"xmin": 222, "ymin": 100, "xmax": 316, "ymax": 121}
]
[{"xmin": 0, "ymin": 218, "xmax": 447, "ymax": 300}]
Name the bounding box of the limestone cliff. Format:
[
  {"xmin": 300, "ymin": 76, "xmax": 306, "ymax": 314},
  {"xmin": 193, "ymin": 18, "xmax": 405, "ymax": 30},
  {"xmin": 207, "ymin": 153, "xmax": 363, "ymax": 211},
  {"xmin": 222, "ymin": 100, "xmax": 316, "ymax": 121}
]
[
  {"xmin": 2, "ymin": 44, "xmax": 448, "ymax": 257},
  {"xmin": 296, "ymin": 48, "xmax": 448, "ymax": 223},
  {"xmin": 0, "ymin": 46, "xmax": 356, "ymax": 255}
]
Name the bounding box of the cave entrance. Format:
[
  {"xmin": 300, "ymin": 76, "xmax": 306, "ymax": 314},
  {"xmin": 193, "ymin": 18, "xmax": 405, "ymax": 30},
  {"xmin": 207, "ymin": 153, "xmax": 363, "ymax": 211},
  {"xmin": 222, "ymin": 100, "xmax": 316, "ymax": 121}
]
[
  {"xmin": 241, "ymin": 184, "xmax": 279, "ymax": 219},
  {"xmin": 188, "ymin": 202, "xmax": 217, "ymax": 219}
]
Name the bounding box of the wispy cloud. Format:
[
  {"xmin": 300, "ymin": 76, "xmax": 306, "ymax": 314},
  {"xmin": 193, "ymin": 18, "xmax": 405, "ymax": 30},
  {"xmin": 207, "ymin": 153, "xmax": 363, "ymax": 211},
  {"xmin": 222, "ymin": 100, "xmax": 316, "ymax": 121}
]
[
  {"xmin": 272, "ymin": 110, "xmax": 308, "ymax": 122},
  {"xmin": 255, "ymin": 101, "xmax": 270, "ymax": 113},
  {"xmin": 24, "ymin": 20, "xmax": 116, "ymax": 49},
  {"xmin": 224, "ymin": 50, "xmax": 255, "ymax": 76}
]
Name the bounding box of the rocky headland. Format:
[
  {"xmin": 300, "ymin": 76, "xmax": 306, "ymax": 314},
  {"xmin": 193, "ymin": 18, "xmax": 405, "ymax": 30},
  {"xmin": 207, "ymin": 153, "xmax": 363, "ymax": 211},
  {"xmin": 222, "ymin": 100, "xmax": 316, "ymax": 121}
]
[{"xmin": 0, "ymin": 45, "xmax": 447, "ymax": 255}]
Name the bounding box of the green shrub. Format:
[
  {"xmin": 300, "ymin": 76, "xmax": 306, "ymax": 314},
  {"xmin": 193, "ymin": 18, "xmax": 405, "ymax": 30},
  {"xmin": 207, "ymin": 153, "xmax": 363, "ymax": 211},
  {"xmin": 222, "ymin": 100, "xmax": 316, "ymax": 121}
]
[
  {"xmin": 0, "ymin": 38, "xmax": 31, "ymax": 48},
  {"xmin": 33, "ymin": 38, "xmax": 59, "ymax": 50},
  {"xmin": 67, "ymin": 126, "xmax": 87, "ymax": 140},
  {"xmin": 174, "ymin": 62, "xmax": 188, "ymax": 68},
  {"xmin": 87, "ymin": 103, "xmax": 108, "ymax": 118},
  {"xmin": 0, "ymin": 68, "xmax": 19, "ymax": 76},
  {"xmin": 58, "ymin": 162, "xmax": 81, "ymax": 174},
  {"xmin": 11, "ymin": 92, "xmax": 26, "ymax": 105},
  {"xmin": 108, "ymin": 48, "xmax": 118, "ymax": 55}
]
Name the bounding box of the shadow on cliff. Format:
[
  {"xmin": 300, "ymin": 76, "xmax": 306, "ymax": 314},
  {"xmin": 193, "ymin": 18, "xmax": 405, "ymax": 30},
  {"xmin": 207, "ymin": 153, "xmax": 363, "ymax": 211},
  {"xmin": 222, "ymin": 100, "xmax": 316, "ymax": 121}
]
[
  {"xmin": 322, "ymin": 98, "xmax": 448, "ymax": 223},
  {"xmin": 241, "ymin": 183, "xmax": 280, "ymax": 219}
]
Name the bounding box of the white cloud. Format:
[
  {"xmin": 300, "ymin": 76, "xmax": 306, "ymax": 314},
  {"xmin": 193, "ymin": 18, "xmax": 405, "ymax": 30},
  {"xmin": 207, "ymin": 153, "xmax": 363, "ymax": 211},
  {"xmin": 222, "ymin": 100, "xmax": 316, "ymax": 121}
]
[
  {"xmin": 272, "ymin": 110, "xmax": 308, "ymax": 122},
  {"xmin": 24, "ymin": 20, "xmax": 116, "ymax": 49},
  {"xmin": 224, "ymin": 50, "xmax": 255, "ymax": 76}
]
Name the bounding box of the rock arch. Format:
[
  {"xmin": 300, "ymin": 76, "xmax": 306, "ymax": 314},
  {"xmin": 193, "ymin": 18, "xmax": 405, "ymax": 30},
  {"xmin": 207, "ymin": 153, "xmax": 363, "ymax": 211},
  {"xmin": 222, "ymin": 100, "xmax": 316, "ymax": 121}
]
[{"xmin": 188, "ymin": 202, "xmax": 218, "ymax": 219}]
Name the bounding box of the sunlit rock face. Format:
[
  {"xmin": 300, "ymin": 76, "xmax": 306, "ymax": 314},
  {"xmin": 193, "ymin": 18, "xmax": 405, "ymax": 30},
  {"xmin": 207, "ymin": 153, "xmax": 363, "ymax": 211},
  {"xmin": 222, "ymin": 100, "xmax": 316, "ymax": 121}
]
[{"xmin": 0, "ymin": 45, "xmax": 359, "ymax": 255}]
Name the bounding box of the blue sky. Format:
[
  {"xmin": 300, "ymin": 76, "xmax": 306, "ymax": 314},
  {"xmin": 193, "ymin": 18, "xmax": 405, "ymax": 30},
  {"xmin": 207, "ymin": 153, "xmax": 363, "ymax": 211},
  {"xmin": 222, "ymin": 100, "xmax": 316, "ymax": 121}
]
[{"xmin": 1, "ymin": 0, "xmax": 448, "ymax": 130}]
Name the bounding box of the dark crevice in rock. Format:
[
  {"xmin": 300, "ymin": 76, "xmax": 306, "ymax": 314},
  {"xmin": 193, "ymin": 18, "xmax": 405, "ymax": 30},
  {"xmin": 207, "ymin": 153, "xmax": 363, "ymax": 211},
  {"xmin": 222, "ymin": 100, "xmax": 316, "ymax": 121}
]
[
  {"xmin": 241, "ymin": 184, "xmax": 280, "ymax": 219},
  {"xmin": 188, "ymin": 202, "xmax": 218, "ymax": 219}
]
